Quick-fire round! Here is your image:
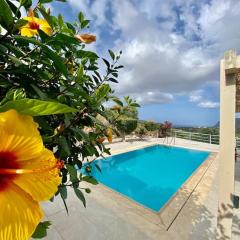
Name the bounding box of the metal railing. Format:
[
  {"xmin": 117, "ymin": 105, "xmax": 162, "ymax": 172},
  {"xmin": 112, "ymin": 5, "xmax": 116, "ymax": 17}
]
[
  {"xmin": 236, "ymin": 137, "xmax": 240, "ymax": 148},
  {"xmin": 168, "ymin": 130, "xmax": 240, "ymax": 148},
  {"xmin": 172, "ymin": 129, "xmax": 220, "ymax": 145}
]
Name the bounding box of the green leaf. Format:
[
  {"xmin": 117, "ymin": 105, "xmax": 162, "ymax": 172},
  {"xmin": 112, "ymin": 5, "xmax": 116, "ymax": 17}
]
[
  {"xmin": 78, "ymin": 12, "xmax": 84, "ymax": 23},
  {"xmin": 108, "ymin": 49, "xmax": 115, "ymax": 60},
  {"xmin": 54, "ymin": 33, "xmax": 78, "ymax": 45},
  {"xmin": 61, "ymin": 196, "xmax": 69, "ymax": 214},
  {"xmin": 32, "ymin": 221, "xmax": 51, "ymax": 239},
  {"xmin": 114, "ymin": 65, "xmax": 124, "ymax": 69},
  {"xmin": 76, "ymin": 50, "xmax": 99, "ymax": 60},
  {"xmin": 78, "ymin": 12, "xmax": 89, "ymax": 28},
  {"xmin": 66, "ymin": 22, "xmax": 75, "ymax": 33},
  {"xmin": 74, "ymin": 128, "xmax": 89, "ymax": 141},
  {"xmin": 14, "ymin": 19, "xmax": 28, "ymax": 30},
  {"xmin": 76, "ymin": 64, "xmax": 84, "ymax": 83},
  {"xmin": 42, "ymin": 46, "xmax": 68, "ymax": 77},
  {"xmin": 0, "ymin": 98, "xmax": 77, "ymax": 116},
  {"xmin": 0, "ymin": 0, "xmax": 14, "ymax": 29},
  {"xmin": 0, "ymin": 77, "xmax": 10, "ymax": 88},
  {"xmin": 38, "ymin": 5, "xmax": 54, "ymax": 28},
  {"xmin": 20, "ymin": 0, "xmax": 32, "ymax": 9},
  {"xmin": 111, "ymin": 72, "xmax": 118, "ymax": 78},
  {"xmin": 57, "ymin": 14, "xmax": 64, "ymax": 27},
  {"xmin": 102, "ymin": 58, "xmax": 110, "ymax": 68},
  {"xmin": 74, "ymin": 159, "xmax": 82, "ymax": 170},
  {"xmin": 82, "ymin": 176, "xmax": 98, "ymax": 185},
  {"xmin": 108, "ymin": 78, "xmax": 118, "ymax": 83},
  {"xmin": 9, "ymin": 56, "xmax": 23, "ymax": 66},
  {"xmin": 81, "ymin": 19, "xmax": 90, "ymax": 29},
  {"xmin": 14, "ymin": 35, "xmax": 42, "ymax": 45},
  {"xmin": 6, "ymin": 0, "xmax": 21, "ymax": 18},
  {"xmin": 82, "ymin": 144, "xmax": 97, "ymax": 156},
  {"xmin": 39, "ymin": 0, "xmax": 53, "ymax": 3},
  {"xmin": 59, "ymin": 186, "xmax": 67, "ymax": 199},
  {"xmin": 1, "ymin": 88, "xmax": 25, "ymax": 105},
  {"xmin": 94, "ymin": 84, "xmax": 111, "ymax": 103},
  {"xmin": 0, "ymin": 44, "xmax": 8, "ymax": 54},
  {"xmin": 74, "ymin": 188, "xmax": 86, "ymax": 207},
  {"xmin": 38, "ymin": 29, "xmax": 50, "ymax": 41},
  {"xmin": 130, "ymin": 102, "xmax": 140, "ymax": 107},
  {"xmin": 66, "ymin": 164, "xmax": 78, "ymax": 182},
  {"xmin": 30, "ymin": 84, "xmax": 48, "ymax": 100},
  {"xmin": 59, "ymin": 136, "xmax": 70, "ymax": 155}
]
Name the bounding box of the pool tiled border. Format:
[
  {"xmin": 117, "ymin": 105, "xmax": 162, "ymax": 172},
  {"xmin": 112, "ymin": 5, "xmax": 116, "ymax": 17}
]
[{"xmin": 97, "ymin": 142, "xmax": 218, "ymax": 230}]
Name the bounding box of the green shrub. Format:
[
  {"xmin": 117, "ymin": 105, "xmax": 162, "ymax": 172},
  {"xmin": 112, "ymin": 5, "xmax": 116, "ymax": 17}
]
[
  {"xmin": 144, "ymin": 121, "xmax": 159, "ymax": 132},
  {"xmin": 116, "ymin": 117, "xmax": 138, "ymax": 140},
  {"xmin": 135, "ymin": 127, "xmax": 146, "ymax": 139}
]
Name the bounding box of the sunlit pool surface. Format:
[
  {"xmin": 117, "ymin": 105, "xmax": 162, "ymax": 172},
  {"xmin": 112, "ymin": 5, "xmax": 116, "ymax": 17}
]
[{"xmin": 87, "ymin": 145, "xmax": 210, "ymax": 211}]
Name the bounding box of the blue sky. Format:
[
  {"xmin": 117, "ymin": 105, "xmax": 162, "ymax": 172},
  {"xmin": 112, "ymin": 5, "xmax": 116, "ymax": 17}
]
[{"xmin": 45, "ymin": 0, "xmax": 240, "ymax": 126}]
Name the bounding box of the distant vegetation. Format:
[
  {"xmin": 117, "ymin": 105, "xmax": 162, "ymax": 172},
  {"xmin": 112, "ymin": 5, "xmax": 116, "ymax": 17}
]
[
  {"xmin": 175, "ymin": 118, "xmax": 240, "ymax": 137},
  {"xmin": 106, "ymin": 104, "xmax": 235, "ymax": 141},
  {"xmin": 175, "ymin": 126, "xmax": 219, "ymax": 135},
  {"xmin": 105, "ymin": 96, "xmax": 140, "ymax": 141}
]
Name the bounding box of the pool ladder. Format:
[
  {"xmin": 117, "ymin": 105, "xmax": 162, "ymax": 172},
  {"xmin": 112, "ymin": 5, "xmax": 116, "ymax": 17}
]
[{"xmin": 163, "ymin": 134, "xmax": 176, "ymax": 146}]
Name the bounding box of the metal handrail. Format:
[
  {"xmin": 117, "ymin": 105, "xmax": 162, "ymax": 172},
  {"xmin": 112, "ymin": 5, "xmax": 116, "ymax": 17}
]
[{"xmin": 173, "ymin": 129, "xmax": 220, "ymax": 145}]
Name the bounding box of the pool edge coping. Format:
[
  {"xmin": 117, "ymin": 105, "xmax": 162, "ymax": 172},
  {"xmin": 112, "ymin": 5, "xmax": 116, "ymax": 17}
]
[{"xmin": 157, "ymin": 151, "xmax": 217, "ymax": 229}]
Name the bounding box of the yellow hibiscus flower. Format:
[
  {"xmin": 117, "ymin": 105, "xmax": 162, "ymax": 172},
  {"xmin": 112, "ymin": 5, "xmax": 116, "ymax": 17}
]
[
  {"xmin": 0, "ymin": 109, "xmax": 61, "ymax": 240},
  {"xmin": 20, "ymin": 17, "xmax": 52, "ymax": 37}
]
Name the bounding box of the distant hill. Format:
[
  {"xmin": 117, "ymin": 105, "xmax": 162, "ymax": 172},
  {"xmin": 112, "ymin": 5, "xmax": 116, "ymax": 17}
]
[{"xmin": 215, "ymin": 118, "xmax": 240, "ymax": 129}]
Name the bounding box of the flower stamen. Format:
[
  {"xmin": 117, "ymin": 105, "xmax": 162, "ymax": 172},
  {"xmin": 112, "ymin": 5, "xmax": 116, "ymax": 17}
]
[
  {"xmin": 0, "ymin": 164, "xmax": 58, "ymax": 175},
  {"xmin": 29, "ymin": 21, "xmax": 40, "ymax": 30}
]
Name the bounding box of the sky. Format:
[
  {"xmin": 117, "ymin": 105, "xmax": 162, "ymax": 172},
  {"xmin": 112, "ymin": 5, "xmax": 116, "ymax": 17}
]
[{"xmin": 44, "ymin": 0, "xmax": 240, "ymax": 126}]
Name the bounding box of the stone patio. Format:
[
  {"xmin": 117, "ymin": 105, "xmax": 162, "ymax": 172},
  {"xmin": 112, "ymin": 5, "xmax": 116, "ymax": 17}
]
[
  {"xmin": 40, "ymin": 138, "xmax": 220, "ymax": 240},
  {"xmin": 232, "ymin": 158, "xmax": 240, "ymax": 240}
]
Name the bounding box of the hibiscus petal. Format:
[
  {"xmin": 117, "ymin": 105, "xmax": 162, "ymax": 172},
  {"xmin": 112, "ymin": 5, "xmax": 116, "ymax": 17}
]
[
  {"xmin": 0, "ymin": 181, "xmax": 43, "ymax": 240},
  {"xmin": 13, "ymin": 148, "xmax": 61, "ymax": 202},
  {"xmin": 0, "ymin": 109, "xmax": 40, "ymax": 138},
  {"xmin": 20, "ymin": 27, "xmax": 37, "ymax": 37},
  {"xmin": 0, "ymin": 110, "xmax": 44, "ymax": 161},
  {"xmin": 0, "ymin": 110, "xmax": 60, "ymax": 201},
  {"xmin": 40, "ymin": 26, "xmax": 52, "ymax": 36},
  {"xmin": 38, "ymin": 19, "xmax": 52, "ymax": 36}
]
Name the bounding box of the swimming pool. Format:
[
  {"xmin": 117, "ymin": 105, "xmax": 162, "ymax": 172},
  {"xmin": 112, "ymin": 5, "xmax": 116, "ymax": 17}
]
[{"xmin": 87, "ymin": 145, "xmax": 210, "ymax": 211}]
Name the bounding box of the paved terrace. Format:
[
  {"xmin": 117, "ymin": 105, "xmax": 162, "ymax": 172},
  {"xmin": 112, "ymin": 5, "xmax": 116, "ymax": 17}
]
[
  {"xmin": 233, "ymin": 157, "xmax": 240, "ymax": 240},
  {"xmin": 40, "ymin": 137, "xmax": 223, "ymax": 240}
]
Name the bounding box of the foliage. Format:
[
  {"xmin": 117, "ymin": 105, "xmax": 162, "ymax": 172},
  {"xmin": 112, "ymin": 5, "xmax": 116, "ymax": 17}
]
[
  {"xmin": 107, "ymin": 96, "xmax": 140, "ymax": 120},
  {"xmin": 115, "ymin": 117, "xmax": 138, "ymax": 140},
  {"xmin": 158, "ymin": 121, "xmax": 172, "ymax": 137},
  {"xmin": 135, "ymin": 127, "xmax": 146, "ymax": 139},
  {"xmin": 32, "ymin": 221, "xmax": 51, "ymax": 239},
  {"xmin": 176, "ymin": 126, "xmax": 219, "ymax": 135},
  {"xmin": 161, "ymin": 121, "xmax": 172, "ymax": 130},
  {"xmin": 144, "ymin": 121, "xmax": 159, "ymax": 132},
  {"xmin": 106, "ymin": 96, "xmax": 140, "ymax": 140},
  {"xmin": 0, "ymin": 0, "xmax": 133, "ymax": 237}
]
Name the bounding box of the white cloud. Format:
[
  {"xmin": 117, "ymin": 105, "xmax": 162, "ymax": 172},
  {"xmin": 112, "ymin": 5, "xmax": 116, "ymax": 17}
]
[
  {"xmin": 66, "ymin": 0, "xmax": 240, "ymax": 106},
  {"xmin": 198, "ymin": 101, "xmax": 219, "ymax": 108},
  {"xmin": 132, "ymin": 91, "xmax": 174, "ymax": 104},
  {"xmin": 198, "ymin": 0, "xmax": 240, "ymax": 53},
  {"xmin": 189, "ymin": 90, "xmax": 203, "ymax": 102}
]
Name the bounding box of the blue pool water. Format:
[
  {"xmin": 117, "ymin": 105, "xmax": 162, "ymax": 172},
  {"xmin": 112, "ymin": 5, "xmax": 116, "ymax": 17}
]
[{"xmin": 87, "ymin": 145, "xmax": 210, "ymax": 211}]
